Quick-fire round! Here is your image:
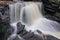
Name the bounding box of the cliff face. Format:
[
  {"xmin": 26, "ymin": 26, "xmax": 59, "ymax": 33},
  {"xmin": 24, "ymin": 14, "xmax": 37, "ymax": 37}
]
[{"xmin": 42, "ymin": 0, "xmax": 60, "ymax": 23}]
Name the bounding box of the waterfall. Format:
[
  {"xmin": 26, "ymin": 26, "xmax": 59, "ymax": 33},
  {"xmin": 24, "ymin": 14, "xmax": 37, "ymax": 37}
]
[
  {"xmin": 15, "ymin": 2, "xmax": 25, "ymax": 22},
  {"xmin": 8, "ymin": 2, "xmax": 25, "ymax": 40},
  {"xmin": 20, "ymin": 3, "xmax": 60, "ymax": 39},
  {"xmin": 9, "ymin": 4, "xmax": 15, "ymax": 23},
  {"xmin": 8, "ymin": 2, "xmax": 60, "ymax": 40},
  {"xmin": 8, "ymin": 4, "xmax": 17, "ymax": 40},
  {"xmin": 7, "ymin": 25, "xmax": 17, "ymax": 40},
  {"xmin": 15, "ymin": 2, "xmax": 20, "ymax": 22},
  {"xmin": 20, "ymin": 3, "xmax": 43, "ymax": 26}
]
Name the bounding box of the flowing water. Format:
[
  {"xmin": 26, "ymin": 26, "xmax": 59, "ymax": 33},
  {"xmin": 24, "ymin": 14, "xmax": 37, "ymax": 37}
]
[
  {"xmin": 8, "ymin": 2, "xmax": 60, "ymax": 40},
  {"xmin": 20, "ymin": 3, "xmax": 60, "ymax": 39},
  {"xmin": 8, "ymin": 3, "xmax": 25, "ymax": 40},
  {"xmin": 9, "ymin": 4, "xmax": 15, "ymax": 23},
  {"xmin": 8, "ymin": 4, "xmax": 17, "ymax": 40}
]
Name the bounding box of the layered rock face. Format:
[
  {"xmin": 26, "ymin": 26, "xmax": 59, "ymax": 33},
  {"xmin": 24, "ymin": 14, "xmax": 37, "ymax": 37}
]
[{"xmin": 42, "ymin": 0, "xmax": 60, "ymax": 23}]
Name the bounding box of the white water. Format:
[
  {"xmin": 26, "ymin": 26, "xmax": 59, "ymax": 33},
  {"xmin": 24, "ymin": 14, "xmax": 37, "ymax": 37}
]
[
  {"xmin": 15, "ymin": 2, "xmax": 24, "ymax": 22},
  {"xmin": 8, "ymin": 2, "xmax": 60, "ymax": 40},
  {"xmin": 9, "ymin": 4, "xmax": 15, "ymax": 23},
  {"xmin": 7, "ymin": 24, "xmax": 17, "ymax": 40},
  {"xmin": 8, "ymin": 4, "xmax": 17, "ymax": 40},
  {"xmin": 8, "ymin": 3, "xmax": 25, "ymax": 40},
  {"xmin": 20, "ymin": 3, "xmax": 60, "ymax": 39},
  {"xmin": 20, "ymin": 3, "xmax": 43, "ymax": 26},
  {"xmin": 8, "ymin": 4, "xmax": 18, "ymax": 40}
]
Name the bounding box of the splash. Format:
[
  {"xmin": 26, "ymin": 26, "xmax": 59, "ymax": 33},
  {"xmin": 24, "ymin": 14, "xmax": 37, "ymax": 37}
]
[
  {"xmin": 7, "ymin": 22, "xmax": 17, "ymax": 40},
  {"xmin": 20, "ymin": 3, "xmax": 43, "ymax": 26},
  {"xmin": 20, "ymin": 3, "xmax": 60, "ymax": 39},
  {"xmin": 8, "ymin": 2, "xmax": 25, "ymax": 40},
  {"xmin": 8, "ymin": 2, "xmax": 60, "ymax": 40}
]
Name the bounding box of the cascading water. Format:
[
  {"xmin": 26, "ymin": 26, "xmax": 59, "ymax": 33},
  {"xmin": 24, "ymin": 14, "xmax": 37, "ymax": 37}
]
[
  {"xmin": 8, "ymin": 4, "xmax": 17, "ymax": 40},
  {"xmin": 15, "ymin": 2, "xmax": 24, "ymax": 22},
  {"xmin": 8, "ymin": 2, "xmax": 60, "ymax": 40},
  {"xmin": 20, "ymin": 3, "xmax": 60, "ymax": 39},
  {"xmin": 8, "ymin": 2, "xmax": 25, "ymax": 40},
  {"xmin": 9, "ymin": 4, "xmax": 15, "ymax": 23},
  {"xmin": 20, "ymin": 3, "xmax": 43, "ymax": 26},
  {"xmin": 7, "ymin": 25, "xmax": 17, "ymax": 40}
]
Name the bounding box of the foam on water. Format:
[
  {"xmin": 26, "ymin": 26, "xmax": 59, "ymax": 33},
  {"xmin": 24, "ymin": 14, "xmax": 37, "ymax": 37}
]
[
  {"xmin": 20, "ymin": 3, "xmax": 60, "ymax": 39},
  {"xmin": 20, "ymin": 3, "xmax": 43, "ymax": 26},
  {"xmin": 7, "ymin": 23, "xmax": 17, "ymax": 40},
  {"xmin": 8, "ymin": 2, "xmax": 60, "ymax": 40},
  {"xmin": 8, "ymin": 2, "xmax": 25, "ymax": 40}
]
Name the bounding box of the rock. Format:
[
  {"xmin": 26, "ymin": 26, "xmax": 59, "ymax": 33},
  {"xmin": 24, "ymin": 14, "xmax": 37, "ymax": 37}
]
[
  {"xmin": 46, "ymin": 35, "xmax": 60, "ymax": 40},
  {"xmin": 17, "ymin": 22, "xmax": 25, "ymax": 34},
  {"xmin": 13, "ymin": 35, "xmax": 25, "ymax": 40}
]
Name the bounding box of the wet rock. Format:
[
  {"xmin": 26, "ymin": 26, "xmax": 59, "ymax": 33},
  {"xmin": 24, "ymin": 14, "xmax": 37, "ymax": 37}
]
[
  {"xmin": 42, "ymin": 0, "xmax": 60, "ymax": 23},
  {"xmin": 0, "ymin": 23, "xmax": 14, "ymax": 40},
  {"xmin": 19, "ymin": 30, "xmax": 28, "ymax": 37},
  {"xmin": 23, "ymin": 32, "xmax": 34, "ymax": 39},
  {"xmin": 46, "ymin": 35, "xmax": 60, "ymax": 40},
  {"xmin": 17, "ymin": 22, "xmax": 25, "ymax": 34},
  {"xmin": 13, "ymin": 35, "xmax": 25, "ymax": 40}
]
